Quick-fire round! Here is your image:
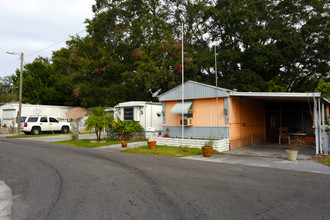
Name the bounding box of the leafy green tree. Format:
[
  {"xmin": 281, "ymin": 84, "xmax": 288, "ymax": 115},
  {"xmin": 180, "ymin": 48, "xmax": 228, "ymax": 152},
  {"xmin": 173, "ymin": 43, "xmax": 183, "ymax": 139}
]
[
  {"xmin": 11, "ymin": 57, "xmax": 70, "ymax": 105},
  {"xmin": 84, "ymin": 107, "xmax": 114, "ymax": 141},
  {"xmin": 315, "ymin": 79, "xmax": 330, "ymax": 100},
  {"xmin": 206, "ymin": 0, "xmax": 329, "ymax": 92},
  {"xmin": 52, "ymin": 35, "xmax": 132, "ymax": 107},
  {"xmin": 17, "ymin": 0, "xmax": 329, "ymax": 106},
  {"xmin": 85, "ymin": 0, "xmax": 180, "ymax": 102},
  {"xmin": 0, "ymin": 76, "xmax": 15, "ymax": 103}
]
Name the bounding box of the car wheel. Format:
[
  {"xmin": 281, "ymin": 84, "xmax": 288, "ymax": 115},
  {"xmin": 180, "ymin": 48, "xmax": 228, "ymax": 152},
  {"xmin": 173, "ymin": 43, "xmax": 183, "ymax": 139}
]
[
  {"xmin": 31, "ymin": 127, "xmax": 41, "ymax": 135},
  {"xmin": 61, "ymin": 126, "xmax": 69, "ymax": 133}
]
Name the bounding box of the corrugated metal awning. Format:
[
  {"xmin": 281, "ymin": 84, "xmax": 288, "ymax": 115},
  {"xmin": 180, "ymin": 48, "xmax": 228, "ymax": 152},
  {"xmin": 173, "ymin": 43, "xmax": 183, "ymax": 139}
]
[{"xmin": 171, "ymin": 101, "xmax": 193, "ymax": 114}]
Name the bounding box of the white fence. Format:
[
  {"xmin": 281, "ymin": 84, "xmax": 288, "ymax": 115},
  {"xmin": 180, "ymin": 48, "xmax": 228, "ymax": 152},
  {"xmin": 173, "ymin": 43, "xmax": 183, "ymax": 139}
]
[{"xmin": 148, "ymin": 137, "xmax": 230, "ymax": 152}]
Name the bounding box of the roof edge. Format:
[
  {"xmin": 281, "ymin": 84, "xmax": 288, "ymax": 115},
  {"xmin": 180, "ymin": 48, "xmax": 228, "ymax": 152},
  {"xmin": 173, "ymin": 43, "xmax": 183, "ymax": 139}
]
[{"xmin": 158, "ymin": 80, "xmax": 231, "ymax": 98}]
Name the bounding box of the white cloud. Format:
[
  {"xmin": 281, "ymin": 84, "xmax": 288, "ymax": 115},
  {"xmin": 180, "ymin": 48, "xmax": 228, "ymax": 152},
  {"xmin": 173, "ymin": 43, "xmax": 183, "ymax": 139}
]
[{"xmin": 0, "ymin": 0, "xmax": 95, "ymax": 76}]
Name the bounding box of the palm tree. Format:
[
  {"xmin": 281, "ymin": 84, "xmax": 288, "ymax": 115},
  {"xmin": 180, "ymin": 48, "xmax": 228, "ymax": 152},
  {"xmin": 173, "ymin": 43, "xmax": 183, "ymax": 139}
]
[{"xmin": 85, "ymin": 107, "xmax": 114, "ymax": 141}]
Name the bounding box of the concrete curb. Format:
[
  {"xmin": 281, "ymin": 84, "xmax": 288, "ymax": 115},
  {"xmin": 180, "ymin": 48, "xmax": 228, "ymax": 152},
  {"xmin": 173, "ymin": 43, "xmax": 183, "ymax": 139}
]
[
  {"xmin": 97, "ymin": 141, "xmax": 148, "ymax": 150},
  {"xmin": 0, "ymin": 181, "xmax": 12, "ymax": 220}
]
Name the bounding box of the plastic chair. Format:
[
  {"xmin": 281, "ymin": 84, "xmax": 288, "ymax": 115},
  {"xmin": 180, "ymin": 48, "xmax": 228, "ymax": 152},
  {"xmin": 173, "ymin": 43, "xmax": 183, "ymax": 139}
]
[{"xmin": 279, "ymin": 127, "xmax": 290, "ymax": 144}]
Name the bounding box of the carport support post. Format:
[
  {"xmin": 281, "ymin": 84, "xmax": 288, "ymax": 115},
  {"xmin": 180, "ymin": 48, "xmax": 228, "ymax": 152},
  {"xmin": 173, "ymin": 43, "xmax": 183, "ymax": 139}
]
[
  {"xmin": 318, "ymin": 98, "xmax": 323, "ymax": 153},
  {"xmin": 321, "ymin": 102, "xmax": 325, "ymax": 125},
  {"xmin": 322, "ymin": 102, "xmax": 325, "ymax": 153},
  {"xmin": 314, "ymin": 97, "xmax": 319, "ymax": 154}
]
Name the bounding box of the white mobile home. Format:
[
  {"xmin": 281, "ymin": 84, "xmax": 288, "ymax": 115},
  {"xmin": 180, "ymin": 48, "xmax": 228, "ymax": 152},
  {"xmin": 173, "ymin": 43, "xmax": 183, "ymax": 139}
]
[
  {"xmin": 114, "ymin": 101, "xmax": 162, "ymax": 138},
  {"xmin": 0, "ymin": 103, "xmax": 72, "ymax": 128}
]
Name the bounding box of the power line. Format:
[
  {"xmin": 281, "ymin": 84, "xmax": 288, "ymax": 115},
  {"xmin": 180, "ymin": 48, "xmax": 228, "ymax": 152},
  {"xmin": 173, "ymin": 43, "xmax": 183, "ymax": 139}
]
[
  {"xmin": 0, "ymin": 58, "xmax": 20, "ymax": 72},
  {"xmin": 27, "ymin": 72, "xmax": 41, "ymax": 104},
  {"xmin": 26, "ymin": 29, "xmax": 86, "ymax": 57},
  {"xmin": 0, "ymin": 29, "xmax": 87, "ymax": 74}
]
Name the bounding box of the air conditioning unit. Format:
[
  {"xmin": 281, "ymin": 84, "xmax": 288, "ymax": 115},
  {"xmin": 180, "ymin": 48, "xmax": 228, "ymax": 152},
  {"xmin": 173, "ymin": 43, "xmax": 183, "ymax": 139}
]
[{"xmin": 180, "ymin": 118, "xmax": 193, "ymax": 126}]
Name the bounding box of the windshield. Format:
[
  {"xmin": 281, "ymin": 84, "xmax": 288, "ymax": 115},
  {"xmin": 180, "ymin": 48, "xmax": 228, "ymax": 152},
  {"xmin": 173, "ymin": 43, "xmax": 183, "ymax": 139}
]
[{"xmin": 20, "ymin": 117, "xmax": 27, "ymax": 122}]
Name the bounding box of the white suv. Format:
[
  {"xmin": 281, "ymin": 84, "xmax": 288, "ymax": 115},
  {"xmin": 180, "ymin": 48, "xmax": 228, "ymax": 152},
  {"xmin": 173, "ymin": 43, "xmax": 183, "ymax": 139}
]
[{"xmin": 20, "ymin": 116, "xmax": 71, "ymax": 135}]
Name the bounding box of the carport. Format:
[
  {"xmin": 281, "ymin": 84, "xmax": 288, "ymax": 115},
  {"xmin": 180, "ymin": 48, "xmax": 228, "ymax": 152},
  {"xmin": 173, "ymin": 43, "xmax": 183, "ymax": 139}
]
[
  {"xmin": 231, "ymin": 92, "xmax": 330, "ymax": 155},
  {"xmin": 224, "ymin": 142, "xmax": 315, "ymax": 160}
]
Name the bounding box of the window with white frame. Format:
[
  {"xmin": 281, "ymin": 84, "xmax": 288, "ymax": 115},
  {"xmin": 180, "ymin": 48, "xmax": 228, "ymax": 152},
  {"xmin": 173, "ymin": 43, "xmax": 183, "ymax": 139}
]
[{"xmin": 124, "ymin": 107, "xmax": 134, "ymax": 121}]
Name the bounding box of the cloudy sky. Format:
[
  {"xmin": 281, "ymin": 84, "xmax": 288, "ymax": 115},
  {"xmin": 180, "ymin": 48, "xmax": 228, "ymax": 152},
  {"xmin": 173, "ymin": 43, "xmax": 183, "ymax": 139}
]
[{"xmin": 0, "ymin": 0, "xmax": 95, "ymax": 77}]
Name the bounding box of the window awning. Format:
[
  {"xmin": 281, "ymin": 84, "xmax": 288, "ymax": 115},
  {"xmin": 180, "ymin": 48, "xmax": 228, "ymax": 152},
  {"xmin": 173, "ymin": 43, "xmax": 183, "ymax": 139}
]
[{"xmin": 171, "ymin": 101, "xmax": 193, "ymax": 114}]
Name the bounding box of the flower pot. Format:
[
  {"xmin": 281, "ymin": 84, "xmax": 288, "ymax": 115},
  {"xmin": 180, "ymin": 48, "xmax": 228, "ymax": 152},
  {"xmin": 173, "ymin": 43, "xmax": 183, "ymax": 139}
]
[
  {"xmin": 286, "ymin": 149, "xmax": 298, "ymax": 161},
  {"xmin": 147, "ymin": 141, "xmax": 156, "ymax": 149},
  {"xmin": 202, "ymin": 147, "xmax": 213, "ymax": 157},
  {"xmin": 121, "ymin": 142, "xmax": 128, "ymax": 148}
]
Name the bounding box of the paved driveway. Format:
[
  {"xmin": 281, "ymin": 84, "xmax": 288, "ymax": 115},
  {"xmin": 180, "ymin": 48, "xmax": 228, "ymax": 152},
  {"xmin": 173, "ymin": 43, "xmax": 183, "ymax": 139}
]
[
  {"xmin": 184, "ymin": 142, "xmax": 330, "ymax": 174},
  {"xmin": 223, "ymin": 142, "xmax": 316, "ymax": 160}
]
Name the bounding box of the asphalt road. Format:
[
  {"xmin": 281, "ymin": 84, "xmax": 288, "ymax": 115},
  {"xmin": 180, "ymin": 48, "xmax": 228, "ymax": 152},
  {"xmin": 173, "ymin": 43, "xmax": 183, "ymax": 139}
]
[{"xmin": 0, "ymin": 138, "xmax": 329, "ymax": 220}]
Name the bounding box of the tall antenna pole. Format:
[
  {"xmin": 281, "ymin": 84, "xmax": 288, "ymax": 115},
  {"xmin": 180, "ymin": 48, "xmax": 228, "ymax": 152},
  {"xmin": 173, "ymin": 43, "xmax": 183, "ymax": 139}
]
[
  {"xmin": 181, "ymin": 23, "xmax": 184, "ymax": 140},
  {"xmin": 215, "ymin": 46, "xmax": 218, "ymax": 138}
]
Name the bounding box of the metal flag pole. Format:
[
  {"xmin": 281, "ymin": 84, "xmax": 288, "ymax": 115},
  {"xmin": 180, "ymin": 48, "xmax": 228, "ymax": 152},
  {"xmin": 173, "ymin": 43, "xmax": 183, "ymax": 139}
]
[
  {"xmin": 181, "ymin": 23, "xmax": 184, "ymax": 140},
  {"xmin": 215, "ymin": 46, "xmax": 218, "ymax": 135}
]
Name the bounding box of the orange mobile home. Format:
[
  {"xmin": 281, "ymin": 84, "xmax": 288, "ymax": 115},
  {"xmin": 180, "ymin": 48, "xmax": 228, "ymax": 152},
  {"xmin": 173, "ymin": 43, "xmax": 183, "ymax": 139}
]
[{"xmin": 159, "ymin": 81, "xmax": 329, "ymax": 153}]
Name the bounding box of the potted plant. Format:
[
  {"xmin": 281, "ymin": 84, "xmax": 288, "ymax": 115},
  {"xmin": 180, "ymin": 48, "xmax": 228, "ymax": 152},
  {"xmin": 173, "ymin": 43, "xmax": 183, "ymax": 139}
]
[
  {"xmin": 286, "ymin": 139, "xmax": 298, "ymax": 161},
  {"xmin": 111, "ymin": 117, "xmax": 144, "ymax": 148},
  {"xmin": 147, "ymin": 140, "xmax": 156, "ymax": 149},
  {"xmin": 183, "ymin": 145, "xmax": 191, "ymax": 152},
  {"xmin": 164, "ymin": 127, "xmax": 170, "ymax": 138},
  {"xmin": 202, "ymin": 139, "xmax": 214, "ymax": 157},
  {"xmin": 121, "ymin": 141, "xmax": 128, "ymax": 148}
]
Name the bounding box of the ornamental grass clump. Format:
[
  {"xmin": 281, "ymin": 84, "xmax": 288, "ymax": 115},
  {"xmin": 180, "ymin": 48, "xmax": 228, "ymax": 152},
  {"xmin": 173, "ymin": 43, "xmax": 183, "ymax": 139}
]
[
  {"xmin": 111, "ymin": 117, "xmax": 144, "ymax": 142},
  {"xmin": 204, "ymin": 139, "xmax": 214, "ymax": 148}
]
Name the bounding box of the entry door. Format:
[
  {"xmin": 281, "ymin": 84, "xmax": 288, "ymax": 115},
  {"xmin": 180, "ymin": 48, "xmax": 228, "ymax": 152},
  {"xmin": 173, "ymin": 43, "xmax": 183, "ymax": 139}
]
[{"xmin": 266, "ymin": 112, "xmax": 280, "ymax": 142}]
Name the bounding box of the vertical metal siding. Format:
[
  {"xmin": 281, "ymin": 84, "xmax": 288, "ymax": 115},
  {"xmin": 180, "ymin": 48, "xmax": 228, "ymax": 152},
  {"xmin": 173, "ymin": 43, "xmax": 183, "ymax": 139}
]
[
  {"xmin": 162, "ymin": 102, "xmax": 166, "ymax": 124},
  {"xmin": 159, "ymin": 81, "xmax": 229, "ymax": 101},
  {"xmin": 224, "ymin": 97, "xmax": 230, "ymax": 124},
  {"xmin": 163, "ymin": 126, "xmax": 229, "ymax": 139}
]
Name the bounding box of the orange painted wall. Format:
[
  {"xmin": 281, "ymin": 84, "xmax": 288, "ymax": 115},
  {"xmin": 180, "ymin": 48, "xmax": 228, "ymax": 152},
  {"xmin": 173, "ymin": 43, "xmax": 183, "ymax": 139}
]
[
  {"xmin": 229, "ymin": 97, "xmax": 266, "ymax": 141},
  {"xmin": 164, "ymin": 97, "xmax": 266, "ymax": 143},
  {"xmin": 164, "ymin": 98, "xmax": 226, "ymax": 127},
  {"xmin": 193, "ymin": 98, "xmax": 226, "ymax": 127},
  {"xmin": 164, "ymin": 101, "xmax": 181, "ymax": 126}
]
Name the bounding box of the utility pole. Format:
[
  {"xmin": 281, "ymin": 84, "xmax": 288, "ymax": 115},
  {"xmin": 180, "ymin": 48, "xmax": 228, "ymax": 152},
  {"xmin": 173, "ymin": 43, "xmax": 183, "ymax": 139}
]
[
  {"xmin": 6, "ymin": 51, "xmax": 23, "ymax": 135},
  {"xmin": 18, "ymin": 52, "xmax": 23, "ymax": 135}
]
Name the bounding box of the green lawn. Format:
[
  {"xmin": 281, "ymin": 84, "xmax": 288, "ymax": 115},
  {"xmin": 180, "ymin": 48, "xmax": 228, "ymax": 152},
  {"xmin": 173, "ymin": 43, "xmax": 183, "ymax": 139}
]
[
  {"xmin": 54, "ymin": 139, "xmax": 147, "ymax": 148},
  {"xmin": 315, "ymin": 155, "xmax": 330, "ymax": 166},
  {"xmin": 121, "ymin": 145, "xmax": 222, "ymax": 158}
]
